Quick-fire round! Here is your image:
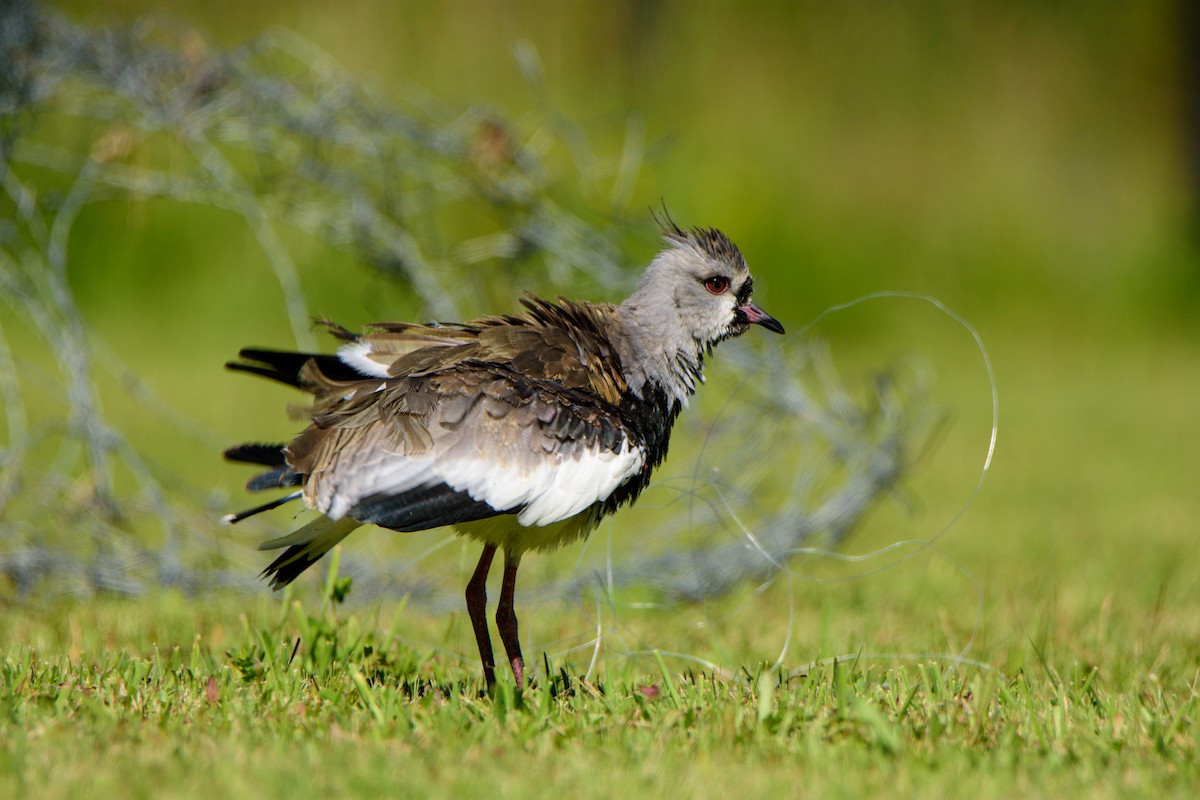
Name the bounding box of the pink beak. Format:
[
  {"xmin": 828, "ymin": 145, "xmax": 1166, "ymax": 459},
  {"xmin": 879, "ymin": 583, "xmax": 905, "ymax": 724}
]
[{"xmin": 738, "ymin": 302, "xmax": 785, "ymax": 334}]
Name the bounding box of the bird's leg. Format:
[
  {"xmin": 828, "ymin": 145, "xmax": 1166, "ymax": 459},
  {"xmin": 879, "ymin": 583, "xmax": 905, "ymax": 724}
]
[
  {"xmin": 496, "ymin": 551, "xmax": 525, "ymax": 690},
  {"xmin": 466, "ymin": 544, "xmax": 497, "ymax": 690}
]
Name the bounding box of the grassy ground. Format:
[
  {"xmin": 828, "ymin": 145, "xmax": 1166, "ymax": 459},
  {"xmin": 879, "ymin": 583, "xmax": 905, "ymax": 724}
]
[{"xmin": 1, "ymin": 565, "xmax": 1195, "ymax": 799}]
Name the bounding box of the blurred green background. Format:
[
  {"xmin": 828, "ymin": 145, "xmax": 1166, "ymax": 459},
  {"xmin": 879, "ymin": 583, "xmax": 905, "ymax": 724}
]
[
  {"xmin": 6, "ymin": 0, "xmax": 1198, "ymax": 671},
  {"xmin": 63, "ymin": 0, "xmax": 1196, "ymax": 321}
]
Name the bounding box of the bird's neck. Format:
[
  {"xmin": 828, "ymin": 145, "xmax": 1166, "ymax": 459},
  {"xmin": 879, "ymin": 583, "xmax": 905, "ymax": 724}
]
[{"xmin": 614, "ymin": 298, "xmax": 706, "ymax": 406}]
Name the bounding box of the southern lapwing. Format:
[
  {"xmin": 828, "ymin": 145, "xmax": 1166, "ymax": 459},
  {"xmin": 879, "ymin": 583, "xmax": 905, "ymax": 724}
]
[{"xmin": 224, "ymin": 221, "xmax": 784, "ymax": 689}]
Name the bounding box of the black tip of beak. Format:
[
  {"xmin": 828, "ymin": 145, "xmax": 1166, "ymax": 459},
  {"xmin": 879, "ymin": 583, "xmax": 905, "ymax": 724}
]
[
  {"xmin": 740, "ymin": 302, "xmax": 785, "ymax": 335},
  {"xmin": 757, "ymin": 314, "xmax": 785, "ymax": 335}
]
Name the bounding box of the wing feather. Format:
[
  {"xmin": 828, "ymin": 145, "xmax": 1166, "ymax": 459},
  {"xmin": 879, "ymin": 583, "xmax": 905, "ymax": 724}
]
[
  {"xmin": 237, "ymin": 296, "xmax": 642, "ymax": 535},
  {"xmin": 291, "ymin": 364, "xmax": 643, "ymax": 529}
]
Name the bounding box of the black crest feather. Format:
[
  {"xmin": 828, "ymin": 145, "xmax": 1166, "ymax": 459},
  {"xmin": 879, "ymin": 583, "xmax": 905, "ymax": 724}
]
[{"xmin": 650, "ymin": 204, "xmax": 747, "ymax": 272}]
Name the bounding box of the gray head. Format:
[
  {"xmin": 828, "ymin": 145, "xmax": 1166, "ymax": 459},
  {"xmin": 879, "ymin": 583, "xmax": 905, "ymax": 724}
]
[{"xmin": 617, "ymin": 222, "xmax": 783, "ymax": 399}]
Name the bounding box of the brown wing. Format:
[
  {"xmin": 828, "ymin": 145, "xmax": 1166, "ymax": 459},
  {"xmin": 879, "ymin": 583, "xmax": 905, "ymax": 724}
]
[
  {"xmin": 286, "ymin": 362, "xmax": 642, "ymax": 531},
  {"xmin": 229, "ymin": 296, "xmax": 640, "ymax": 532},
  {"xmin": 337, "ymin": 296, "xmax": 629, "ymax": 404}
]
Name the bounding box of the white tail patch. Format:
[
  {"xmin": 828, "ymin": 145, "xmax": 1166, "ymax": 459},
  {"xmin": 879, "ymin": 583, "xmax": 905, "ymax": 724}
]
[{"xmin": 337, "ymin": 340, "xmax": 391, "ymax": 378}]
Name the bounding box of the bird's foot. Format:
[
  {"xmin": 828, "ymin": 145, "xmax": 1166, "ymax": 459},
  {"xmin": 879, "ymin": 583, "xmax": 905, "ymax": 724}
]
[{"xmin": 510, "ymin": 655, "xmax": 525, "ymax": 691}]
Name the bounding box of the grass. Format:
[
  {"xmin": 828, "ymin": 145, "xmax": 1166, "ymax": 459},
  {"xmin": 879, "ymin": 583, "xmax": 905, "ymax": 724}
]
[{"xmin": 1, "ymin": 596, "xmax": 1195, "ymax": 799}]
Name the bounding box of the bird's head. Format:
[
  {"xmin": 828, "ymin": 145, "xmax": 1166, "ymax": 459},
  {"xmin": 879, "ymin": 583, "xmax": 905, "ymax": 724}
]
[{"xmin": 622, "ymin": 223, "xmax": 784, "ymax": 355}]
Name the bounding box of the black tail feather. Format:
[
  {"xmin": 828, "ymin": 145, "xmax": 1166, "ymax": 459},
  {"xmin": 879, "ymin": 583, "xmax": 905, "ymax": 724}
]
[
  {"xmin": 226, "ymin": 349, "xmax": 318, "ymax": 389},
  {"xmin": 261, "ymin": 544, "xmax": 325, "ymax": 589},
  {"xmin": 225, "ymin": 362, "xmax": 303, "ymax": 387},
  {"xmin": 226, "ymin": 348, "xmax": 366, "ymax": 389},
  {"xmin": 246, "ymin": 467, "xmax": 302, "ymax": 491},
  {"xmin": 224, "ymin": 442, "xmax": 288, "ymax": 467},
  {"xmin": 224, "ymin": 443, "xmax": 301, "ymax": 493},
  {"xmin": 222, "ymin": 490, "xmax": 303, "ymax": 525},
  {"xmin": 257, "ymin": 517, "xmax": 361, "ymax": 589}
]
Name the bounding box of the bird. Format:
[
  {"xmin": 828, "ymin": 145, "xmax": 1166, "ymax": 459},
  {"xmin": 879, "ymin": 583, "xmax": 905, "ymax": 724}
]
[{"xmin": 223, "ymin": 220, "xmax": 784, "ymax": 690}]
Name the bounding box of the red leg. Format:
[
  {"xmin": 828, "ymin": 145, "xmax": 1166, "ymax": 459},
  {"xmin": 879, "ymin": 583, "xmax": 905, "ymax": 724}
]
[
  {"xmin": 465, "ymin": 544, "xmax": 497, "ymax": 690},
  {"xmin": 495, "ymin": 550, "xmax": 525, "ymax": 689}
]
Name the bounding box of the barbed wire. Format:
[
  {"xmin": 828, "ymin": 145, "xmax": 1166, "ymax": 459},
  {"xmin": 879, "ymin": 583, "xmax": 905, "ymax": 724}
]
[{"xmin": 0, "ymin": 3, "xmax": 934, "ymax": 610}]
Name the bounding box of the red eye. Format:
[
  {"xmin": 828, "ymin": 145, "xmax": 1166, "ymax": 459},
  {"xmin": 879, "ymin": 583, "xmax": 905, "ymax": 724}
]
[{"xmin": 703, "ymin": 276, "xmax": 730, "ymax": 295}]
